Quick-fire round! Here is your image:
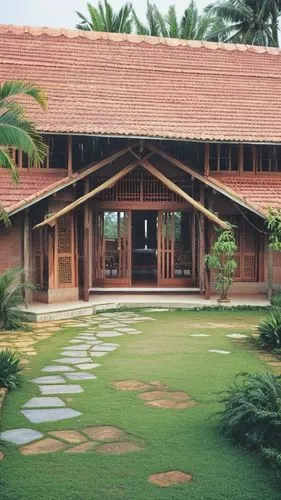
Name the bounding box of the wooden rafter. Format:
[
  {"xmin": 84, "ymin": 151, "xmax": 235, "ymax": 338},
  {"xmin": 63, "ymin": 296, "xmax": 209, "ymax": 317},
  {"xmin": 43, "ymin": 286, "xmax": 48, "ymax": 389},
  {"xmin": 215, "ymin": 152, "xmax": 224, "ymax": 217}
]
[
  {"xmin": 147, "ymin": 143, "xmax": 266, "ymax": 219},
  {"xmin": 34, "ymin": 161, "xmax": 140, "ymax": 229},
  {"xmin": 139, "ymin": 160, "xmax": 230, "ymax": 229}
]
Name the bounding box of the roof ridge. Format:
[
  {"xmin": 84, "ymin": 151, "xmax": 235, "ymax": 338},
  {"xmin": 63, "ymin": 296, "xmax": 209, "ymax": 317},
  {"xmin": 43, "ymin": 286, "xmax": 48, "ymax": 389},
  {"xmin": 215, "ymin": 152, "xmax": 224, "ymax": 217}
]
[{"xmin": 1, "ymin": 23, "xmax": 281, "ymax": 56}]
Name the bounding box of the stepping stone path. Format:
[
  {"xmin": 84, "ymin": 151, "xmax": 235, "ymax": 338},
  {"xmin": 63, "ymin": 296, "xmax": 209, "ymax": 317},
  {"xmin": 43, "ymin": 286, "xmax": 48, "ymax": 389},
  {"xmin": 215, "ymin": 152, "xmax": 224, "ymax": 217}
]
[
  {"xmin": 112, "ymin": 379, "xmax": 196, "ymax": 409},
  {"xmin": 2, "ymin": 311, "xmax": 153, "ymax": 451},
  {"xmin": 148, "ymin": 471, "xmax": 193, "ymax": 487},
  {"xmin": 208, "ymin": 349, "xmax": 231, "ymax": 355}
]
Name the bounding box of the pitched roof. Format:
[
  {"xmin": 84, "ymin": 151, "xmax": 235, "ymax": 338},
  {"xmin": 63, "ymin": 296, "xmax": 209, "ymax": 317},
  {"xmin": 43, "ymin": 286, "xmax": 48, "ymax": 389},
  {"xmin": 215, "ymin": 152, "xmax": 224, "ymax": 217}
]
[
  {"xmin": 209, "ymin": 174, "xmax": 281, "ymax": 216},
  {"xmin": 0, "ymin": 170, "xmax": 67, "ymax": 214},
  {"xmin": 1, "ymin": 24, "xmax": 281, "ymax": 142}
]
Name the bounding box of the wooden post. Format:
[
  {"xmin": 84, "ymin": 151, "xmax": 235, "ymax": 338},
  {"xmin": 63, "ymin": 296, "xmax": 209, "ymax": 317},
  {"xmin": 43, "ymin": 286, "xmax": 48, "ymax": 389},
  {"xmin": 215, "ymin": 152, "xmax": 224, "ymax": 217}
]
[
  {"xmin": 23, "ymin": 211, "xmax": 32, "ymax": 303},
  {"xmin": 199, "ymin": 184, "xmax": 205, "ymax": 295},
  {"xmin": 67, "ymin": 135, "xmax": 73, "ymax": 176},
  {"xmin": 204, "ymin": 143, "xmax": 210, "ymax": 177},
  {"xmin": 267, "ymin": 242, "xmax": 273, "ymax": 301},
  {"xmin": 191, "ymin": 209, "xmax": 196, "ymax": 285},
  {"xmin": 83, "ymin": 179, "xmax": 90, "ymax": 301},
  {"xmin": 48, "ymin": 227, "xmax": 55, "ymax": 290}
]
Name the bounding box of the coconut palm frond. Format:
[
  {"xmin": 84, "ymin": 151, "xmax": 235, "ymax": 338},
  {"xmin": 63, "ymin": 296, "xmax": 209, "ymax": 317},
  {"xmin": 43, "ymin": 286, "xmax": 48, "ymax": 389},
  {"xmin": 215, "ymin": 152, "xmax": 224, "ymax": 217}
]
[
  {"xmin": 0, "ymin": 80, "xmax": 47, "ymax": 111},
  {"xmin": 0, "ymin": 203, "xmax": 11, "ymax": 227},
  {"xmin": 76, "ymin": 0, "xmax": 132, "ymax": 33},
  {"xmin": 0, "ymin": 147, "xmax": 19, "ymax": 183},
  {"xmin": 166, "ymin": 5, "xmax": 180, "ymax": 38},
  {"xmin": 0, "ymin": 107, "xmax": 47, "ymax": 166}
]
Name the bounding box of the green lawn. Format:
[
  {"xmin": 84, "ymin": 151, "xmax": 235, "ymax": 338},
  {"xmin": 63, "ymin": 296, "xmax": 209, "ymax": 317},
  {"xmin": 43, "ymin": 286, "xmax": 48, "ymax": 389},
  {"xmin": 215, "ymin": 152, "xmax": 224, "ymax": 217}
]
[{"xmin": 1, "ymin": 310, "xmax": 280, "ymax": 500}]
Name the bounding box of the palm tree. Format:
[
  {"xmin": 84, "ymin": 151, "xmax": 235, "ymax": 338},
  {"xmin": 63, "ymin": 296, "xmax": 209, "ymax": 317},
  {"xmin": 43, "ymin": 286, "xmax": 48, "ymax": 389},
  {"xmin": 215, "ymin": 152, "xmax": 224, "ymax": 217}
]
[
  {"xmin": 133, "ymin": 0, "xmax": 219, "ymax": 40},
  {"xmin": 76, "ymin": 1, "xmax": 133, "ymax": 33},
  {"xmin": 0, "ymin": 80, "xmax": 47, "ymax": 224},
  {"xmin": 0, "ymin": 80, "xmax": 47, "ymax": 182},
  {"xmin": 206, "ymin": 0, "xmax": 279, "ymax": 46}
]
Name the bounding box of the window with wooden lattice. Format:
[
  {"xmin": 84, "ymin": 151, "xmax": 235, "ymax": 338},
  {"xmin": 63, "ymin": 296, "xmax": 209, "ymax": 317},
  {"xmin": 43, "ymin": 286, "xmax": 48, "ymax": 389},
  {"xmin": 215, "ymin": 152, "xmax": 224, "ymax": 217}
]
[
  {"xmin": 231, "ymin": 216, "xmax": 258, "ymax": 282},
  {"xmin": 55, "ymin": 214, "xmax": 75, "ymax": 288}
]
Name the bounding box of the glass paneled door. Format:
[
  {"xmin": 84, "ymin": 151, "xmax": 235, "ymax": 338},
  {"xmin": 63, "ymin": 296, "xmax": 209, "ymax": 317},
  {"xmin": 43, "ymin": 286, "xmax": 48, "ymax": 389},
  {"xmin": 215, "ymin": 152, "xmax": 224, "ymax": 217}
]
[
  {"xmin": 157, "ymin": 211, "xmax": 193, "ymax": 286},
  {"xmin": 94, "ymin": 210, "xmax": 131, "ymax": 286}
]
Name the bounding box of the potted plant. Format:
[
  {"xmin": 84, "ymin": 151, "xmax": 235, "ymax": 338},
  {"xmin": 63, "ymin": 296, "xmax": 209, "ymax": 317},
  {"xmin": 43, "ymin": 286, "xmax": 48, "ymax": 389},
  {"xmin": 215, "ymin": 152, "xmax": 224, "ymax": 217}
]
[{"xmin": 205, "ymin": 227, "xmax": 237, "ymax": 304}]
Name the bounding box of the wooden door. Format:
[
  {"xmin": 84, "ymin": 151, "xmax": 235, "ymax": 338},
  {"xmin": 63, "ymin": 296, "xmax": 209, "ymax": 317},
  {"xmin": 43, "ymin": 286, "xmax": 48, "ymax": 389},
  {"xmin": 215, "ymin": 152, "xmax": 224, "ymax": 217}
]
[
  {"xmin": 158, "ymin": 211, "xmax": 192, "ymax": 286},
  {"xmin": 94, "ymin": 209, "xmax": 131, "ymax": 286}
]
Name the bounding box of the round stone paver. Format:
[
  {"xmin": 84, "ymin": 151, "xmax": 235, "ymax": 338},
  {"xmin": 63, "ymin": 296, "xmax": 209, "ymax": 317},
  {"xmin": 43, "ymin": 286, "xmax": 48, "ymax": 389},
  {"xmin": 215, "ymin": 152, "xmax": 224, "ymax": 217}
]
[
  {"xmin": 113, "ymin": 380, "xmax": 153, "ymax": 391},
  {"xmin": 139, "ymin": 391, "xmax": 190, "ymax": 402},
  {"xmin": 48, "ymin": 430, "xmax": 87, "ymax": 444},
  {"xmin": 145, "ymin": 399, "xmax": 196, "ymax": 409},
  {"xmin": 65, "ymin": 442, "xmax": 97, "ymax": 453},
  {"xmin": 96, "ymin": 441, "xmax": 144, "ymax": 455},
  {"xmin": 0, "ymin": 451, "xmax": 4, "ymax": 461},
  {"xmin": 148, "ymin": 471, "xmax": 193, "ymax": 487},
  {"xmin": 84, "ymin": 426, "xmax": 123, "ymax": 441},
  {"xmin": 19, "ymin": 438, "xmax": 67, "ymax": 455}
]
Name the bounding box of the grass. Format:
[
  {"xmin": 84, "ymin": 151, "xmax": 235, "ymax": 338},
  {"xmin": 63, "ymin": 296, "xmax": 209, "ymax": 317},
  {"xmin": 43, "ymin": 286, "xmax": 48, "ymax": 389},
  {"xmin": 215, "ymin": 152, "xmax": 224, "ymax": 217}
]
[{"xmin": 0, "ymin": 310, "xmax": 281, "ymax": 499}]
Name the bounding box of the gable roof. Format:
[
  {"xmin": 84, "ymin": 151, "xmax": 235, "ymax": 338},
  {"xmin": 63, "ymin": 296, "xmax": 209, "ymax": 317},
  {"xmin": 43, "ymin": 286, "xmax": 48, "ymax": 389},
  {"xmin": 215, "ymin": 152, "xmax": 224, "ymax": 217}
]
[
  {"xmin": 209, "ymin": 174, "xmax": 281, "ymax": 216},
  {"xmin": 1, "ymin": 24, "xmax": 281, "ymax": 143}
]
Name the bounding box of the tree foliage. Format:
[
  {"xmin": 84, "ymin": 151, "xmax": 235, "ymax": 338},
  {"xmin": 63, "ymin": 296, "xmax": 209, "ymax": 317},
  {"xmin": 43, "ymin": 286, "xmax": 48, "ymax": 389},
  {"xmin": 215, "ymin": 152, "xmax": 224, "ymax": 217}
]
[
  {"xmin": 0, "ymin": 80, "xmax": 47, "ymax": 225},
  {"xmin": 267, "ymin": 208, "xmax": 281, "ymax": 252},
  {"xmin": 258, "ymin": 308, "xmax": 281, "ymax": 351},
  {"xmin": 0, "ymin": 268, "xmax": 36, "ymax": 331},
  {"xmin": 205, "ymin": 227, "xmax": 237, "ymax": 300},
  {"xmin": 76, "ymin": 0, "xmax": 133, "ymax": 32},
  {"xmin": 205, "ymin": 0, "xmax": 281, "ymax": 47}
]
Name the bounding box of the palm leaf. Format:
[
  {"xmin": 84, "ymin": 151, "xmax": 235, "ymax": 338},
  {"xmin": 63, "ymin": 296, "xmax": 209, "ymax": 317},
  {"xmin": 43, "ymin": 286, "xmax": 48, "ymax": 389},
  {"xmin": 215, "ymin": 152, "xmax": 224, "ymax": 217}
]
[
  {"xmin": 0, "ymin": 81, "xmax": 47, "ymax": 111},
  {"xmin": 0, "ymin": 147, "xmax": 19, "ymax": 182}
]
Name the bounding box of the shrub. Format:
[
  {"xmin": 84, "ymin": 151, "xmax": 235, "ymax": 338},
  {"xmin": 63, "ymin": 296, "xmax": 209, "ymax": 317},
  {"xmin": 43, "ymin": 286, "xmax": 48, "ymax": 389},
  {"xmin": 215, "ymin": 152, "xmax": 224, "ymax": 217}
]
[
  {"xmin": 0, "ymin": 268, "xmax": 35, "ymax": 330},
  {"xmin": 220, "ymin": 372, "xmax": 281, "ymax": 452},
  {"xmin": 271, "ymin": 292, "xmax": 281, "ymax": 308},
  {"xmin": 0, "ymin": 350, "xmax": 22, "ymax": 389},
  {"xmin": 258, "ymin": 308, "xmax": 281, "ymax": 351}
]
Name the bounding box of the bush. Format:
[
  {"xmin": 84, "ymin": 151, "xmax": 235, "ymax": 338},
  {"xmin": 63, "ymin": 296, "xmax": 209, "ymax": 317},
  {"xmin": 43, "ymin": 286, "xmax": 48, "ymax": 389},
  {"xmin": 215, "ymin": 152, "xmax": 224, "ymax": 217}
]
[
  {"xmin": 220, "ymin": 372, "xmax": 281, "ymax": 452},
  {"xmin": 271, "ymin": 292, "xmax": 281, "ymax": 308},
  {"xmin": 0, "ymin": 350, "xmax": 22, "ymax": 389},
  {"xmin": 0, "ymin": 268, "xmax": 35, "ymax": 330},
  {"xmin": 258, "ymin": 308, "xmax": 281, "ymax": 351}
]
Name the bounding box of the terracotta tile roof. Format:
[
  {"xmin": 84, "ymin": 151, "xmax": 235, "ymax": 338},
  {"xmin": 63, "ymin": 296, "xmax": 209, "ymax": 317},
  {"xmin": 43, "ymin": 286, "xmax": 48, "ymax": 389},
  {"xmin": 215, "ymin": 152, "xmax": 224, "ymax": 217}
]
[
  {"xmin": 209, "ymin": 174, "xmax": 281, "ymax": 215},
  {"xmin": 0, "ymin": 170, "xmax": 66, "ymax": 213},
  {"xmin": 1, "ymin": 24, "xmax": 281, "ymax": 142}
]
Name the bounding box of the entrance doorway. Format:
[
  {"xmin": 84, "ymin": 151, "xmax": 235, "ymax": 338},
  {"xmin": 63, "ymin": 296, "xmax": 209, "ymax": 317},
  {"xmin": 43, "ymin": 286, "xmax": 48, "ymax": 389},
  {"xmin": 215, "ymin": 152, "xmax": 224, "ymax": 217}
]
[
  {"xmin": 132, "ymin": 211, "xmax": 157, "ymax": 285},
  {"xmin": 93, "ymin": 208, "xmax": 195, "ymax": 288}
]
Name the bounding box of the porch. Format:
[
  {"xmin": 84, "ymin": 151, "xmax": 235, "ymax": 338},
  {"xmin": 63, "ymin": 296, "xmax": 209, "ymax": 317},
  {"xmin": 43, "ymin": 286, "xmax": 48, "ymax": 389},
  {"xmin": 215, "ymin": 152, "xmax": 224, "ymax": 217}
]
[{"xmin": 23, "ymin": 293, "xmax": 270, "ymax": 322}]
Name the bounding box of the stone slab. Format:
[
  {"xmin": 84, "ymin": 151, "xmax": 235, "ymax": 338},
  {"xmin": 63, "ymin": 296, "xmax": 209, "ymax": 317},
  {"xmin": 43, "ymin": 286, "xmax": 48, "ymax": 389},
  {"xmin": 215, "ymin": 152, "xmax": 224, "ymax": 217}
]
[
  {"xmin": 116, "ymin": 328, "xmax": 140, "ymax": 333},
  {"xmin": 60, "ymin": 351, "xmax": 89, "ymax": 357},
  {"xmin": 96, "ymin": 332, "xmax": 124, "ymax": 338},
  {"xmin": 0, "ymin": 428, "xmax": 43, "ymax": 445},
  {"xmin": 22, "ymin": 397, "xmax": 66, "ymax": 408},
  {"xmin": 190, "ymin": 334, "xmax": 210, "ymax": 337},
  {"xmin": 75, "ymin": 363, "xmax": 101, "ymax": 370},
  {"xmin": 226, "ymin": 333, "xmax": 248, "ymax": 339},
  {"xmin": 63, "ymin": 344, "xmax": 92, "ymax": 351},
  {"xmin": 54, "ymin": 357, "xmax": 92, "ymax": 364},
  {"xmin": 208, "ymin": 349, "xmax": 231, "ymax": 355},
  {"xmin": 39, "ymin": 385, "xmax": 84, "ymax": 395},
  {"xmin": 41, "ymin": 365, "xmax": 75, "ymax": 373},
  {"xmin": 90, "ymin": 352, "xmax": 109, "ymax": 357},
  {"xmin": 65, "ymin": 372, "xmax": 97, "ymax": 381},
  {"xmin": 48, "ymin": 430, "xmax": 87, "ymax": 444},
  {"xmin": 21, "ymin": 408, "xmax": 81, "ymax": 423},
  {"xmin": 91, "ymin": 345, "xmax": 118, "ymax": 352},
  {"xmin": 20, "ymin": 438, "xmax": 67, "ymax": 455},
  {"xmin": 31, "ymin": 376, "xmax": 66, "ymax": 384}
]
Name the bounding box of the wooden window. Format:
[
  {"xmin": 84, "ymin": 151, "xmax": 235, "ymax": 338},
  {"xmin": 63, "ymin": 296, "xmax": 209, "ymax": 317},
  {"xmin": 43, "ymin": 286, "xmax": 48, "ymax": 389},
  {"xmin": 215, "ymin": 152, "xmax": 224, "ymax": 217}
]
[
  {"xmin": 256, "ymin": 145, "xmax": 281, "ymax": 172},
  {"xmin": 228, "ymin": 216, "xmax": 258, "ymax": 282},
  {"xmin": 243, "ymin": 145, "xmax": 254, "ymax": 171},
  {"xmin": 209, "ymin": 144, "xmax": 239, "ymax": 171}
]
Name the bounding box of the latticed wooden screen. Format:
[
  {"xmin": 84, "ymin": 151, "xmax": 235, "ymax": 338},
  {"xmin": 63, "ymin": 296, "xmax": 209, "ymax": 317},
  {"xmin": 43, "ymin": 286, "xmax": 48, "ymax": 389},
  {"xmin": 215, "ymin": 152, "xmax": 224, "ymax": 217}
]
[
  {"xmin": 56, "ymin": 214, "xmax": 75, "ymax": 288},
  {"xmin": 96, "ymin": 168, "xmax": 190, "ymax": 203},
  {"xmin": 231, "ymin": 216, "xmax": 257, "ymax": 281}
]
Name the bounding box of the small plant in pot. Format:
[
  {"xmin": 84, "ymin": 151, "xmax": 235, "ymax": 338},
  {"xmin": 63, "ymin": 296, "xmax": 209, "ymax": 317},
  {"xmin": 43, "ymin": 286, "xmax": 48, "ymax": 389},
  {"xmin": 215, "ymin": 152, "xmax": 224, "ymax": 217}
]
[{"xmin": 205, "ymin": 227, "xmax": 237, "ymax": 304}]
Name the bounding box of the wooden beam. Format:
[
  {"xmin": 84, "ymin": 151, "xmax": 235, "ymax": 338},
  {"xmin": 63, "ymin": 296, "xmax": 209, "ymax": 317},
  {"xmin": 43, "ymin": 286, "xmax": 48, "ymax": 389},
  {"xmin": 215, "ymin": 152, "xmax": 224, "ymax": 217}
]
[
  {"xmin": 67, "ymin": 135, "xmax": 73, "ymax": 175},
  {"xmin": 83, "ymin": 179, "xmax": 90, "ymax": 302},
  {"xmin": 146, "ymin": 143, "xmax": 266, "ymax": 219},
  {"xmin": 199, "ymin": 184, "xmax": 205, "ymax": 295},
  {"xmin": 34, "ymin": 161, "xmax": 140, "ymax": 229},
  {"xmin": 139, "ymin": 160, "xmax": 229, "ymax": 229},
  {"xmin": 23, "ymin": 211, "xmax": 32, "ymax": 303},
  {"xmin": 267, "ymin": 242, "xmax": 273, "ymax": 301}
]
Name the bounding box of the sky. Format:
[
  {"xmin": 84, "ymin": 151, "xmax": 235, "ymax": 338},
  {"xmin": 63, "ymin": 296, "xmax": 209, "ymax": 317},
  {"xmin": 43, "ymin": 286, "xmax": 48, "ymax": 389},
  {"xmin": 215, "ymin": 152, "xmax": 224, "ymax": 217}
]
[{"xmin": 1, "ymin": 0, "xmax": 211, "ymax": 28}]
